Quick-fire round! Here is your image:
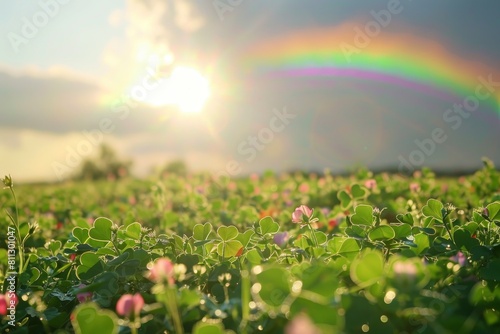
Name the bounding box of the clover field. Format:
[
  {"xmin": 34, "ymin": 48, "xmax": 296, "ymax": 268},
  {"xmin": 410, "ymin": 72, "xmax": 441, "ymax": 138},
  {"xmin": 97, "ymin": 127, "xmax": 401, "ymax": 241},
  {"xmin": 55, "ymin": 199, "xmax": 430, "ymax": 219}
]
[{"xmin": 1, "ymin": 160, "xmax": 500, "ymax": 334}]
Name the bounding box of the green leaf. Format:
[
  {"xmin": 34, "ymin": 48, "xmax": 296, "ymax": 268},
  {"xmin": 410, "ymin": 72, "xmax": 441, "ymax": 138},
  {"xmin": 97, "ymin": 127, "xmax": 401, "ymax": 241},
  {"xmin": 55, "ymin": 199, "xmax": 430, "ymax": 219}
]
[
  {"xmin": 125, "ymin": 222, "xmax": 141, "ymax": 240},
  {"xmin": 72, "ymin": 303, "xmax": 118, "ymax": 334},
  {"xmin": 77, "ymin": 252, "xmax": 104, "ymax": 280},
  {"xmin": 299, "ymin": 264, "xmax": 339, "ymax": 298},
  {"xmin": 193, "ymin": 321, "xmax": 225, "ymax": 334},
  {"xmin": 217, "ymin": 240, "xmax": 243, "ymax": 258},
  {"xmin": 246, "ymin": 248, "xmax": 262, "ymax": 264},
  {"xmin": 396, "ymin": 213, "xmax": 414, "ymax": 225},
  {"xmin": 487, "ymin": 202, "xmax": 500, "ymax": 221},
  {"xmin": 259, "ymin": 216, "xmax": 280, "ymax": 235},
  {"xmin": 217, "ymin": 226, "xmax": 238, "ymax": 241},
  {"xmin": 116, "ymin": 260, "xmax": 141, "ymax": 277},
  {"xmin": 48, "ymin": 240, "xmax": 62, "ymax": 253},
  {"xmin": 89, "ymin": 217, "xmax": 113, "ymax": 241},
  {"xmin": 351, "ymin": 184, "xmax": 367, "ymax": 199},
  {"xmin": 470, "ymin": 245, "xmax": 492, "ymax": 262},
  {"xmin": 106, "ymin": 252, "xmax": 129, "ymax": 267},
  {"xmin": 337, "ymin": 190, "xmax": 352, "ymax": 210},
  {"xmin": 412, "ymin": 234, "xmax": 430, "ymax": 255},
  {"xmin": 338, "ymin": 238, "xmax": 361, "ymax": 255},
  {"xmin": 290, "ymin": 297, "xmax": 339, "ymax": 327},
  {"xmin": 87, "ymin": 238, "xmax": 109, "ymax": 249},
  {"xmin": 454, "ymin": 229, "xmax": 480, "ymax": 252},
  {"xmin": 420, "ymin": 227, "xmax": 436, "ymax": 235},
  {"xmin": 73, "ymin": 227, "xmax": 89, "ymax": 244},
  {"xmin": 469, "ymin": 281, "xmax": 498, "ymax": 306},
  {"xmin": 227, "ymin": 196, "xmax": 241, "ymax": 211},
  {"xmin": 369, "ymin": 225, "xmax": 395, "ymax": 241},
  {"xmin": 351, "ymin": 205, "xmax": 373, "ymax": 226},
  {"xmin": 235, "ymin": 229, "xmax": 254, "ymax": 247},
  {"xmin": 80, "ymin": 252, "xmax": 100, "ymax": 267},
  {"xmin": 211, "ymin": 199, "xmax": 224, "ymax": 212},
  {"xmin": 422, "ymin": 199, "xmax": 443, "ymax": 220},
  {"xmin": 345, "ymin": 225, "xmax": 368, "ymax": 238},
  {"xmin": 256, "ymin": 267, "xmax": 291, "ymax": 307},
  {"xmin": 313, "ymin": 231, "xmax": 328, "ymax": 245},
  {"xmin": 484, "ymin": 309, "xmax": 500, "ymax": 326},
  {"xmin": 422, "ymin": 216, "xmax": 435, "ymax": 228},
  {"xmin": 479, "ymin": 259, "xmax": 500, "ymax": 281},
  {"xmin": 327, "ymin": 237, "xmax": 344, "ymax": 254},
  {"xmin": 178, "ymin": 288, "xmax": 201, "ymax": 309},
  {"xmin": 463, "ymin": 222, "xmax": 479, "ymax": 236},
  {"xmin": 29, "ymin": 267, "xmax": 41, "ymax": 285},
  {"xmin": 193, "ymin": 222, "xmax": 213, "ymax": 241},
  {"xmin": 350, "ymin": 249, "xmax": 385, "ymax": 287},
  {"xmin": 391, "ymin": 223, "xmax": 412, "ymax": 238}
]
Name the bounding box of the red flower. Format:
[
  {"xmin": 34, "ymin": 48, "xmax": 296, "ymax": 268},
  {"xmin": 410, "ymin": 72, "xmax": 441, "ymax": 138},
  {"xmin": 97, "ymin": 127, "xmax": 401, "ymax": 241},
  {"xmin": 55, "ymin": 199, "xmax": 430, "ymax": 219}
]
[
  {"xmin": 236, "ymin": 247, "xmax": 244, "ymax": 257},
  {"xmin": 328, "ymin": 219, "xmax": 338, "ymax": 230},
  {"xmin": 364, "ymin": 179, "xmax": 377, "ymax": 190},
  {"xmin": 298, "ymin": 183, "xmax": 310, "ymax": 193},
  {"xmin": 116, "ymin": 293, "xmax": 144, "ymax": 318},
  {"xmin": 0, "ymin": 294, "xmax": 7, "ymax": 316},
  {"xmin": 0, "ymin": 293, "xmax": 17, "ymax": 316},
  {"xmin": 76, "ymin": 284, "xmax": 92, "ymax": 303},
  {"xmin": 148, "ymin": 258, "xmax": 175, "ymax": 285},
  {"xmin": 285, "ymin": 313, "xmax": 320, "ymax": 334},
  {"xmin": 409, "ymin": 183, "xmax": 420, "ymax": 192},
  {"xmin": 273, "ymin": 232, "xmax": 289, "ymax": 247},
  {"xmin": 8, "ymin": 293, "xmax": 18, "ymax": 308},
  {"xmin": 292, "ymin": 205, "xmax": 313, "ymax": 223}
]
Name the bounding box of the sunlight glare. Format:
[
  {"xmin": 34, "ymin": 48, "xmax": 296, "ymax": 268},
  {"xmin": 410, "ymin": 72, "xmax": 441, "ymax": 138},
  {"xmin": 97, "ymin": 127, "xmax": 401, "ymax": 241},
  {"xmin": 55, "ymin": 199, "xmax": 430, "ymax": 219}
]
[{"xmin": 145, "ymin": 65, "xmax": 210, "ymax": 113}]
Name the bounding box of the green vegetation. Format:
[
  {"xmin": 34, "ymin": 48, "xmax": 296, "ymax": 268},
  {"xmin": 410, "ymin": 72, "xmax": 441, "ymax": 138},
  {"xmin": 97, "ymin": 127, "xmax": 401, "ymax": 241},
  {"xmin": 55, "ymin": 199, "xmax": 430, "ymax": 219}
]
[{"xmin": 1, "ymin": 159, "xmax": 499, "ymax": 333}]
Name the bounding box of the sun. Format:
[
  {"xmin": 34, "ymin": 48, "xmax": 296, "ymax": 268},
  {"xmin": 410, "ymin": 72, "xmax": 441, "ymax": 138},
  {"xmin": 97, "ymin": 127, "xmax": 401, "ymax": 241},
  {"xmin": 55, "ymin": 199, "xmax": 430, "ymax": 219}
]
[
  {"xmin": 145, "ymin": 65, "xmax": 210, "ymax": 113},
  {"xmin": 170, "ymin": 66, "xmax": 210, "ymax": 113}
]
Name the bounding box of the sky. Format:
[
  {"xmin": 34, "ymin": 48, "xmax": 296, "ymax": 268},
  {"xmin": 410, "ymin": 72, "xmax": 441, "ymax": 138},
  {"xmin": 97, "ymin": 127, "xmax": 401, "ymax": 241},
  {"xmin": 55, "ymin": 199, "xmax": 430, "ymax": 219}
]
[{"xmin": 0, "ymin": 0, "xmax": 499, "ymax": 182}]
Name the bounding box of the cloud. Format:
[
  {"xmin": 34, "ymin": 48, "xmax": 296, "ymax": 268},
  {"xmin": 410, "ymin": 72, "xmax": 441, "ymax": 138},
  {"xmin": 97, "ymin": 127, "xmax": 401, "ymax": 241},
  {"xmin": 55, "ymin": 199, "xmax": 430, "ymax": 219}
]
[
  {"xmin": 0, "ymin": 65, "xmax": 183, "ymax": 135},
  {"xmin": 0, "ymin": 68, "xmax": 105, "ymax": 133},
  {"xmin": 123, "ymin": 0, "xmax": 206, "ymax": 59},
  {"xmin": 0, "ymin": 128, "xmax": 232, "ymax": 182}
]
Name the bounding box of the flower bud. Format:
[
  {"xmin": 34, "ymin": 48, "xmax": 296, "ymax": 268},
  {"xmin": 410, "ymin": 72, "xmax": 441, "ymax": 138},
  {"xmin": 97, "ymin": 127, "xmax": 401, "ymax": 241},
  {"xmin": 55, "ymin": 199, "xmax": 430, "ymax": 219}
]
[
  {"xmin": 0, "ymin": 294, "xmax": 7, "ymax": 316},
  {"xmin": 76, "ymin": 284, "xmax": 92, "ymax": 303},
  {"xmin": 273, "ymin": 232, "xmax": 289, "ymax": 247},
  {"xmin": 292, "ymin": 205, "xmax": 313, "ymax": 223},
  {"xmin": 116, "ymin": 293, "xmax": 144, "ymax": 318},
  {"xmin": 2, "ymin": 175, "xmax": 13, "ymax": 189},
  {"xmin": 148, "ymin": 258, "xmax": 175, "ymax": 285}
]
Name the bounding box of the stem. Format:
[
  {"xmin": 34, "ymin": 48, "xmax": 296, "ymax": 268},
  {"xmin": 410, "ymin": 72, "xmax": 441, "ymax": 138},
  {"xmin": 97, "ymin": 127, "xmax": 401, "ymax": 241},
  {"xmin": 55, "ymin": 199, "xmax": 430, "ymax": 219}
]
[
  {"xmin": 9, "ymin": 186, "xmax": 24, "ymax": 274},
  {"xmin": 487, "ymin": 221, "xmax": 492, "ymax": 246},
  {"xmin": 240, "ymin": 269, "xmax": 250, "ymax": 334},
  {"xmin": 166, "ymin": 287, "xmax": 183, "ymax": 334},
  {"xmin": 111, "ymin": 233, "xmax": 121, "ymax": 255},
  {"xmin": 308, "ymin": 224, "xmax": 319, "ymax": 247},
  {"xmin": 442, "ymin": 216, "xmax": 455, "ymax": 248}
]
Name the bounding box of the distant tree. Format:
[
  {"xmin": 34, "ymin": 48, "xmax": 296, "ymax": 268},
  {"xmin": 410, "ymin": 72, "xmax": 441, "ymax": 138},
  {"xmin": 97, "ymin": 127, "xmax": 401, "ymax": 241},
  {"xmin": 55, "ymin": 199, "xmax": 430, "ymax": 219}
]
[
  {"xmin": 73, "ymin": 143, "xmax": 132, "ymax": 181},
  {"xmin": 161, "ymin": 160, "xmax": 188, "ymax": 177}
]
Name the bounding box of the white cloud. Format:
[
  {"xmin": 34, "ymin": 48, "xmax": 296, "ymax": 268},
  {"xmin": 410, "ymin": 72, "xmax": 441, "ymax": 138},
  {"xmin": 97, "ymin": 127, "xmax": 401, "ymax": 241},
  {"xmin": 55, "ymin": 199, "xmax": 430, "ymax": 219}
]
[{"xmin": 174, "ymin": 0, "xmax": 205, "ymax": 32}]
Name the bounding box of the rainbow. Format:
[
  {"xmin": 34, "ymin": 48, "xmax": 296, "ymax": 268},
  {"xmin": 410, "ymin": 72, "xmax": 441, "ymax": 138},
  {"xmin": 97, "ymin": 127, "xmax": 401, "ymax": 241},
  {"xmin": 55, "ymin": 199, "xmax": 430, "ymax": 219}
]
[{"xmin": 243, "ymin": 24, "xmax": 500, "ymax": 113}]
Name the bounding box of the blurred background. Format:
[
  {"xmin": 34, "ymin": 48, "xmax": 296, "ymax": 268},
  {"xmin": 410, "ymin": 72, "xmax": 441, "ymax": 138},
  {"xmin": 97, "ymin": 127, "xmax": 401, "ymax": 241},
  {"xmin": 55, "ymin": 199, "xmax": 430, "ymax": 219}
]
[{"xmin": 0, "ymin": 0, "xmax": 499, "ymax": 182}]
